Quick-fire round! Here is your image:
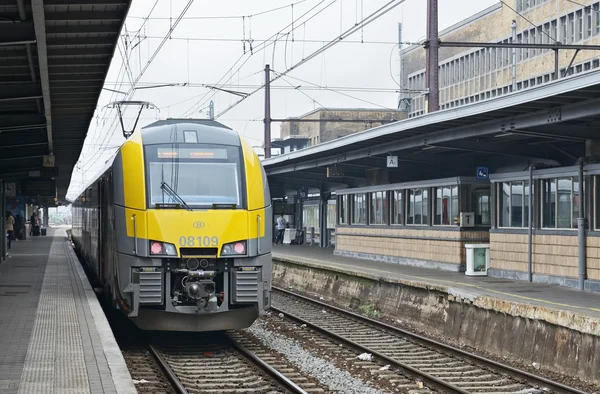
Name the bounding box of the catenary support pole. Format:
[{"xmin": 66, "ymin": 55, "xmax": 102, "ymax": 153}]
[
  {"xmin": 578, "ymin": 159, "xmax": 586, "ymax": 290},
  {"xmin": 425, "ymin": 0, "xmax": 439, "ymax": 113},
  {"xmin": 528, "ymin": 164, "xmax": 533, "ymax": 282},
  {"xmin": 264, "ymin": 64, "xmax": 272, "ymax": 159}
]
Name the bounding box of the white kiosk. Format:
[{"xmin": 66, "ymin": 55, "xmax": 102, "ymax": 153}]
[{"xmin": 465, "ymin": 243, "xmax": 490, "ymax": 276}]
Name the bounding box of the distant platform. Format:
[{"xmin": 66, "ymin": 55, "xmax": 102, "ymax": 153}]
[
  {"xmin": 0, "ymin": 228, "xmax": 136, "ymax": 394},
  {"xmin": 272, "ymin": 244, "xmax": 600, "ymax": 335}
]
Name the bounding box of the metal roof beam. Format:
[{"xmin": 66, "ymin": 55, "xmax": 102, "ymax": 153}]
[
  {"xmin": 265, "ymin": 98, "xmax": 600, "ymax": 174},
  {"xmin": 45, "ymin": 11, "xmax": 126, "ymax": 22},
  {"xmin": 44, "ymin": 0, "xmax": 128, "ymax": 4},
  {"xmin": 49, "ymin": 65, "xmax": 107, "ymax": 75},
  {"xmin": 31, "ymin": 0, "xmax": 53, "ymax": 155},
  {"xmin": 0, "ymin": 83, "xmax": 42, "ymax": 101},
  {"xmin": 428, "ymin": 140, "xmax": 560, "ymax": 160},
  {"xmin": 512, "ymin": 125, "xmax": 600, "ymax": 141},
  {"xmin": 0, "ymin": 113, "xmax": 46, "ymax": 130},
  {"xmin": 47, "ymin": 36, "xmax": 116, "ymax": 47},
  {"xmin": 0, "ymin": 22, "xmax": 36, "ymax": 46},
  {"xmin": 268, "ymin": 175, "xmax": 350, "ymax": 191},
  {"xmin": 48, "ymin": 57, "xmax": 109, "ymax": 67},
  {"xmin": 46, "ymin": 24, "xmax": 120, "ymax": 35},
  {"xmin": 47, "ymin": 47, "xmax": 113, "ymax": 57}
]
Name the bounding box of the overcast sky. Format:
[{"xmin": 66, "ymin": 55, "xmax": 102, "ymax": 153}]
[{"xmin": 66, "ymin": 0, "xmax": 498, "ymax": 200}]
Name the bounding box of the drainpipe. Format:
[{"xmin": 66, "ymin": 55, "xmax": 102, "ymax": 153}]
[
  {"xmin": 528, "ymin": 164, "xmax": 534, "ymax": 282},
  {"xmin": 578, "ymin": 158, "xmax": 586, "ymax": 291}
]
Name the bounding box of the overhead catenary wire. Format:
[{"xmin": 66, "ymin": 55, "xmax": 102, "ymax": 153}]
[
  {"xmin": 126, "ymin": 0, "xmax": 311, "ymax": 20},
  {"xmin": 79, "ymin": 1, "xmax": 196, "ymax": 182},
  {"xmin": 180, "ymin": 0, "xmax": 337, "ymax": 118},
  {"xmin": 214, "ymin": 0, "xmax": 407, "ymax": 119}
]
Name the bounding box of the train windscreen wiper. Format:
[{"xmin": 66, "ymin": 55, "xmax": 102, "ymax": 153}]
[{"xmin": 160, "ymin": 181, "xmax": 192, "ymax": 211}]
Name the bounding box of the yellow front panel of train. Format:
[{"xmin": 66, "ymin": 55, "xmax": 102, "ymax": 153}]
[
  {"xmin": 240, "ymin": 138, "xmax": 265, "ymax": 211},
  {"xmin": 146, "ymin": 210, "xmax": 253, "ymax": 255},
  {"xmin": 121, "ymin": 133, "xmax": 146, "ymax": 210}
]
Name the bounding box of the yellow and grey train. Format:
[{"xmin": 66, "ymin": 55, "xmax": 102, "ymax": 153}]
[{"xmin": 71, "ymin": 119, "xmax": 272, "ymax": 331}]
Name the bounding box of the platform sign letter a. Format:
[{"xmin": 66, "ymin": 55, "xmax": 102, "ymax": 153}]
[
  {"xmin": 42, "ymin": 155, "xmax": 55, "ymax": 168},
  {"xmin": 387, "ymin": 155, "xmax": 398, "ymax": 168}
]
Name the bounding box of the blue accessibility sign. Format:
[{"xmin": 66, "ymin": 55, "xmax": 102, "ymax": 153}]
[{"xmin": 476, "ymin": 166, "xmax": 489, "ymax": 180}]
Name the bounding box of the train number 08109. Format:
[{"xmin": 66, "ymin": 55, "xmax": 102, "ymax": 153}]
[{"xmin": 179, "ymin": 236, "xmax": 218, "ymax": 247}]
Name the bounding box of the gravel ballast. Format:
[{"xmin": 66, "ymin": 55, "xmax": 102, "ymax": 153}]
[{"xmin": 248, "ymin": 320, "xmax": 389, "ymax": 394}]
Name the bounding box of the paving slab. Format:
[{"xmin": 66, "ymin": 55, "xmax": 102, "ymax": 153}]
[{"xmin": 0, "ymin": 228, "xmax": 137, "ymax": 394}]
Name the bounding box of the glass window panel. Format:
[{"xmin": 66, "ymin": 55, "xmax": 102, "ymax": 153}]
[
  {"xmin": 542, "ymin": 179, "xmax": 556, "ymax": 228},
  {"xmin": 422, "ymin": 188, "xmax": 429, "ymax": 225},
  {"xmin": 557, "ymin": 178, "xmax": 572, "ymax": 228},
  {"xmin": 392, "ymin": 190, "xmax": 403, "ymax": 225},
  {"xmin": 414, "ymin": 189, "xmax": 422, "ymax": 225},
  {"xmin": 475, "ymin": 189, "xmax": 491, "ymax": 226},
  {"xmin": 451, "ymin": 186, "xmax": 459, "ymax": 225},
  {"xmin": 338, "ymin": 195, "xmax": 346, "ymax": 224},
  {"xmin": 499, "ymin": 182, "xmax": 510, "ymax": 227},
  {"xmin": 510, "ymin": 182, "xmax": 523, "ymax": 227},
  {"xmin": 407, "ymin": 190, "xmax": 414, "ymax": 225},
  {"xmin": 595, "ymin": 176, "xmax": 600, "ymax": 229},
  {"xmin": 442, "ymin": 186, "xmax": 451, "ymax": 225},
  {"xmin": 523, "ymin": 181, "xmax": 530, "ymax": 227},
  {"xmin": 572, "ymin": 178, "xmax": 580, "ymax": 229},
  {"xmin": 434, "ymin": 188, "xmax": 442, "ymax": 225},
  {"xmin": 382, "ymin": 192, "xmax": 388, "ymax": 225}
]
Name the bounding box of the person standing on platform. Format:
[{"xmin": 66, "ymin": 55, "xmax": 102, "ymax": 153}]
[
  {"xmin": 6, "ymin": 212, "xmax": 14, "ymax": 250},
  {"xmin": 275, "ymin": 214, "xmax": 287, "ymax": 245}
]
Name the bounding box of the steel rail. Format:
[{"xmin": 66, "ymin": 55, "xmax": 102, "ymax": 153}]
[
  {"xmin": 147, "ymin": 343, "xmax": 188, "ymax": 394},
  {"xmin": 270, "ymin": 302, "xmax": 467, "ymax": 393},
  {"xmin": 229, "ymin": 335, "xmax": 310, "ymax": 394},
  {"xmin": 273, "ymin": 286, "xmax": 587, "ymax": 394}
]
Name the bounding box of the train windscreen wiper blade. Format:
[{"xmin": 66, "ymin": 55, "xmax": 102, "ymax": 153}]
[{"xmin": 160, "ymin": 181, "xmax": 192, "ymax": 211}]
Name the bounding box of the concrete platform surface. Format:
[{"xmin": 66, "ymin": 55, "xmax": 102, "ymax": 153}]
[
  {"xmin": 0, "ymin": 228, "xmax": 137, "ymax": 394},
  {"xmin": 273, "ymin": 245, "xmax": 600, "ymax": 336}
]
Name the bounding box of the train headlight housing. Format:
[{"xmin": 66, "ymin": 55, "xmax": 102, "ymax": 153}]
[
  {"xmin": 221, "ymin": 241, "xmax": 247, "ymax": 256},
  {"xmin": 149, "ymin": 241, "xmax": 177, "ymax": 256}
]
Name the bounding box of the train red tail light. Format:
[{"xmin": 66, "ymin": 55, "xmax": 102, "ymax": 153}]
[
  {"xmin": 233, "ymin": 242, "xmax": 245, "ymax": 254},
  {"xmin": 150, "ymin": 241, "xmax": 163, "ymax": 255}
]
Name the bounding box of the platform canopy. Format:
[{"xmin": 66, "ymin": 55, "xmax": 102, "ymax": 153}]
[
  {"xmin": 263, "ymin": 70, "xmax": 600, "ymax": 196},
  {"xmin": 0, "ymin": 0, "xmax": 132, "ymax": 202}
]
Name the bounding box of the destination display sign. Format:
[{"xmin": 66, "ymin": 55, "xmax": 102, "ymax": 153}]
[{"xmin": 157, "ymin": 147, "xmax": 228, "ymax": 160}]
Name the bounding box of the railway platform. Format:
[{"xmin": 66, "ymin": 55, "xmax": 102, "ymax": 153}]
[
  {"xmin": 0, "ymin": 227, "xmax": 136, "ymax": 394},
  {"xmin": 272, "ymin": 244, "xmax": 600, "ymax": 332}
]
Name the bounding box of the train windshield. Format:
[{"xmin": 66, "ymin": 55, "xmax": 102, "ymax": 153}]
[{"xmin": 144, "ymin": 143, "xmax": 244, "ymax": 209}]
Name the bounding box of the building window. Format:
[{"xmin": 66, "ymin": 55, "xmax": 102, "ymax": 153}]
[
  {"xmin": 596, "ymin": 4, "xmax": 600, "ymax": 35},
  {"xmin": 434, "ymin": 186, "xmax": 459, "ymax": 226},
  {"xmin": 352, "ymin": 193, "xmax": 367, "ymax": 225},
  {"xmin": 369, "ymin": 191, "xmax": 387, "ymax": 225},
  {"xmin": 577, "ymin": 10, "xmax": 583, "ymax": 41},
  {"xmin": 586, "ymin": 6, "xmax": 592, "ymax": 38},
  {"xmin": 391, "ymin": 190, "xmax": 403, "ymax": 225},
  {"xmin": 498, "ymin": 181, "xmax": 530, "ymax": 228},
  {"xmin": 338, "ymin": 195, "xmax": 348, "ymax": 225},
  {"xmin": 474, "ymin": 189, "xmax": 491, "ymax": 225},
  {"xmin": 541, "ymin": 177, "xmax": 579, "ymax": 229},
  {"xmin": 407, "ymin": 188, "xmax": 428, "ymax": 225}
]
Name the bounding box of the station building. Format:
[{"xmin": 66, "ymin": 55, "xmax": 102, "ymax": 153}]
[
  {"xmin": 273, "ymin": 108, "xmax": 405, "ymax": 153},
  {"xmin": 400, "ymin": 0, "xmax": 600, "ymax": 117}
]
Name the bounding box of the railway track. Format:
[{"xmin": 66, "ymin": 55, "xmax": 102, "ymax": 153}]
[
  {"xmin": 146, "ymin": 332, "xmax": 311, "ymax": 394},
  {"xmin": 271, "ymin": 286, "xmax": 587, "ymax": 394}
]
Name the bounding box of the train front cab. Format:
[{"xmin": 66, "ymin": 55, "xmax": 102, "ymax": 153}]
[{"xmin": 113, "ymin": 125, "xmax": 272, "ymax": 331}]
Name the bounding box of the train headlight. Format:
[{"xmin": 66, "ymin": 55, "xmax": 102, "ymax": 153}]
[
  {"xmin": 149, "ymin": 240, "xmax": 177, "ymax": 256},
  {"xmin": 221, "ymin": 241, "xmax": 247, "ymax": 256}
]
